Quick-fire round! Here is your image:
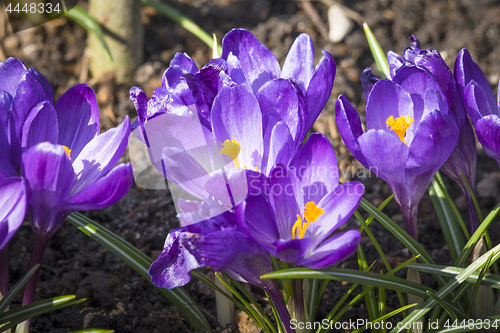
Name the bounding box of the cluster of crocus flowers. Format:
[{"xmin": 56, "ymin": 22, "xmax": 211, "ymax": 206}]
[
  {"xmin": 131, "ymin": 29, "xmax": 366, "ymax": 332},
  {"xmin": 130, "ymin": 29, "xmax": 336, "ymax": 225},
  {"xmin": 337, "ymin": 65, "xmax": 458, "ymax": 241},
  {"xmin": 0, "ymin": 58, "xmax": 133, "ymax": 308}
]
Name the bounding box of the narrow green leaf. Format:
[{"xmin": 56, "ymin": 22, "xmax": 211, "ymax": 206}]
[
  {"xmin": 141, "ymin": 0, "xmax": 215, "ymax": 49},
  {"xmin": 466, "ymin": 251, "xmax": 493, "ymax": 318},
  {"xmin": 389, "ymin": 242, "xmax": 500, "ymax": 333},
  {"xmin": 0, "ymin": 296, "xmax": 85, "ymax": 331},
  {"xmin": 363, "ymin": 23, "xmax": 390, "ymax": 79},
  {"xmin": 357, "ymin": 246, "xmax": 378, "ymax": 325},
  {"xmin": 0, "ymin": 265, "xmax": 39, "ymax": 315},
  {"xmin": 426, "ymin": 320, "xmax": 499, "ymax": 332},
  {"xmin": 63, "ymin": 6, "xmax": 112, "ymax": 62},
  {"xmin": 429, "ymin": 174, "xmax": 465, "ymax": 262},
  {"xmin": 66, "ymin": 212, "xmax": 211, "ymax": 331},
  {"xmin": 425, "ymin": 290, "xmax": 461, "ymax": 321},
  {"xmin": 351, "ymin": 303, "xmax": 417, "ymax": 333},
  {"xmin": 262, "ymin": 268, "xmax": 430, "ymax": 299},
  {"xmin": 359, "ymin": 198, "xmax": 447, "ymax": 286},
  {"xmin": 69, "ymin": 328, "xmax": 115, "ymax": 333},
  {"xmin": 456, "ymin": 201, "xmax": 500, "ymax": 267}
]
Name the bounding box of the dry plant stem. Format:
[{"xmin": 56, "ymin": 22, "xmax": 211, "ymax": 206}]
[
  {"xmin": 292, "ymin": 278, "xmax": 305, "ymax": 325},
  {"xmin": 0, "ymin": 247, "xmax": 8, "ymax": 297},
  {"xmin": 296, "ymin": 1, "xmax": 329, "ymax": 41}
]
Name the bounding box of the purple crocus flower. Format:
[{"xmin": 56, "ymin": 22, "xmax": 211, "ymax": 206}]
[
  {"xmin": 18, "ymin": 84, "xmax": 133, "ymax": 306},
  {"xmin": 130, "ymin": 29, "xmax": 335, "ymax": 224},
  {"xmin": 337, "ymin": 66, "xmax": 458, "ymax": 240},
  {"xmin": 456, "ymin": 49, "xmax": 500, "ymax": 169},
  {"xmin": 236, "ymin": 133, "xmax": 362, "ymax": 268},
  {"xmin": 0, "ymin": 173, "xmax": 29, "ymax": 297},
  {"xmin": 380, "ymin": 36, "xmax": 480, "ymax": 231},
  {"xmin": 149, "ymin": 210, "xmax": 294, "ymax": 333},
  {"xmin": 0, "ymin": 57, "xmax": 53, "ymax": 171}
]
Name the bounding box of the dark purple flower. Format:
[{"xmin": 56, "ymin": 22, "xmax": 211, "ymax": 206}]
[
  {"xmin": 0, "ymin": 174, "xmax": 29, "ymax": 251},
  {"xmin": 337, "ymin": 67, "xmax": 458, "ymax": 240},
  {"xmin": 236, "ymin": 133, "xmax": 362, "ymax": 268},
  {"xmin": 456, "ymin": 49, "xmax": 500, "ymax": 168},
  {"xmin": 0, "ymin": 57, "xmax": 53, "ymax": 170}
]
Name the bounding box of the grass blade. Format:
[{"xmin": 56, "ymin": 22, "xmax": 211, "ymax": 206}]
[
  {"xmin": 363, "ymin": 23, "xmax": 390, "ymax": 79},
  {"xmin": 141, "ymin": 0, "xmax": 215, "ymax": 49},
  {"xmin": 66, "ymin": 212, "xmax": 211, "ymax": 331},
  {"xmin": 0, "ymin": 265, "xmax": 39, "ymax": 315},
  {"xmin": 64, "ymin": 6, "xmax": 113, "ymax": 62},
  {"xmin": 351, "ymin": 303, "xmax": 418, "ymax": 333}
]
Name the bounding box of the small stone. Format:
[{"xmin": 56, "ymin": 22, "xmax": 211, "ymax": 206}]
[{"xmin": 328, "ymin": 4, "xmax": 354, "ymax": 43}]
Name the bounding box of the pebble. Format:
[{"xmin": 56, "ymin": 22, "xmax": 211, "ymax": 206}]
[{"xmin": 328, "ymin": 3, "xmax": 354, "ymax": 43}]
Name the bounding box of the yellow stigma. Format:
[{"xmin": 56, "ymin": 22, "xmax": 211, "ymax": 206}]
[
  {"xmin": 63, "ymin": 146, "xmax": 71, "ymax": 160},
  {"xmin": 220, "ymin": 139, "xmax": 241, "ymax": 168},
  {"xmin": 292, "ymin": 202, "xmax": 324, "ymax": 239},
  {"xmin": 386, "ymin": 115, "xmax": 414, "ymax": 144}
]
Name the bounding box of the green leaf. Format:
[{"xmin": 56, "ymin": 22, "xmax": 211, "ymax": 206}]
[
  {"xmin": 351, "ymin": 303, "xmax": 417, "ymax": 333},
  {"xmin": 389, "ymin": 242, "xmax": 500, "ymax": 333},
  {"xmin": 425, "ymin": 290, "xmax": 462, "ymax": 321},
  {"xmin": 66, "ymin": 212, "xmax": 211, "ymax": 331},
  {"xmin": 141, "ymin": 0, "xmax": 215, "ymax": 49},
  {"xmin": 363, "ymin": 23, "xmax": 390, "ymax": 79},
  {"xmin": 262, "ymin": 267, "xmax": 430, "ymax": 299},
  {"xmin": 359, "ymin": 198, "xmax": 447, "ymax": 286},
  {"xmin": 428, "ymin": 173, "xmax": 466, "ymax": 262},
  {"xmin": 63, "ymin": 6, "xmax": 113, "ymax": 62},
  {"xmin": 0, "ymin": 296, "xmax": 84, "ymax": 332},
  {"xmin": 69, "ymin": 328, "xmax": 115, "ymax": 333},
  {"xmin": 467, "ymin": 252, "xmax": 493, "ymax": 318},
  {"xmin": 0, "ymin": 265, "xmax": 39, "ymax": 315}
]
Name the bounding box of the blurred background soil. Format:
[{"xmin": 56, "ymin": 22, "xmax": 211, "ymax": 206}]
[{"xmin": 2, "ymin": 0, "xmax": 500, "ymax": 332}]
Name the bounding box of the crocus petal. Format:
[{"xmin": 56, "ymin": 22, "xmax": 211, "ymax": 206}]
[
  {"xmin": 235, "ymin": 194, "xmax": 279, "ymax": 253},
  {"xmin": 463, "ymin": 81, "xmax": 494, "ymax": 124},
  {"xmin": 149, "ymin": 228, "xmax": 202, "ymax": 289},
  {"xmin": 72, "ymin": 116, "xmax": 130, "ymax": 195},
  {"xmin": 21, "ymin": 101, "xmax": 58, "ymax": 151},
  {"xmin": 258, "ymin": 78, "xmax": 306, "ymax": 146},
  {"xmin": 335, "ymin": 95, "xmax": 369, "ymax": 167},
  {"xmin": 0, "ymin": 57, "xmax": 27, "ymax": 96},
  {"xmin": 405, "ymin": 110, "xmax": 458, "ymax": 204},
  {"xmin": 182, "ymin": 228, "xmax": 274, "ymax": 288},
  {"xmin": 366, "ymin": 80, "xmax": 414, "ymax": 132},
  {"xmin": 387, "ymin": 51, "xmax": 405, "ymax": 79},
  {"xmin": 221, "ymin": 29, "xmax": 281, "ymax": 94},
  {"xmin": 273, "ymin": 237, "xmax": 312, "ymax": 263},
  {"xmin": 360, "ymin": 68, "xmax": 380, "ymax": 102},
  {"xmin": 11, "ymin": 69, "xmax": 53, "ymax": 168},
  {"xmin": 226, "ymin": 53, "xmax": 251, "ymax": 89},
  {"xmin": 305, "ymin": 51, "xmax": 336, "ymax": 131},
  {"xmin": 211, "ymin": 84, "xmax": 263, "ymax": 169},
  {"xmin": 455, "ymin": 48, "xmax": 497, "ymax": 114},
  {"xmin": 129, "ymin": 86, "xmax": 149, "ymax": 141},
  {"xmin": 0, "ymin": 151, "xmax": 17, "ymax": 179},
  {"xmin": 358, "ymin": 129, "xmax": 409, "ymax": 191},
  {"xmin": 263, "ymin": 121, "xmax": 294, "ymax": 176},
  {"xmin": 54, "ymin": 84, "xmax": 100, "ymax": 159},
  {"xmin": 306, "ymin": 181, "xmax": 364, "ymax": 248},
  {"xmin": 67, "ymin": 163, "xmax": 133, "ymax": 211},
  {"xmin": 475, "ymin": 115, "xmax": 500, "ymax": 168},
  {"xmin": 21, "ymin": 142, "xmax": 74, "ymax": 233},
  {"xmin": 280, "ymin": 34, "xmax": 315, "ymax": 92},
  {"xmin": 295, "ymin": 230, "xmax": 360, "ymax": 269},
  {"xmin": 269, "ymin": 165, "xmax": 302, "ymax": 240},
  {"xmin": 289, "ymin": 133, "xmax": 338, "ymax": 202},
  {"xmin": 0, "ymin": 177, "xmax": 29, "ymax": 251},
  {"xmin": 162, "ymin": 52, "xmax": 198, "ymax": 89},
  {"xmin": 0, "ymin": 91, "xmax": 13, "ymax": 163}
]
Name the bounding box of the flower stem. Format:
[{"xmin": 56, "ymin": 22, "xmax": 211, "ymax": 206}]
[
  {"xmin": 401, "ymin": 204, "xmax": 418, "ymax": 244},
  {"xmin": 265, "ymin": 281, "xmax": 295, "ymax": 333},
  {"xmin": 0, "ymin": 246, "xmax": 8, "ymax": 298},
  {"xmin": 463, "ymin": 187, "xmax": 480, "ymax": 233},
  {"xmin": 22, "ymin": 230, "xmax": 50, "ymax": 306}
]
